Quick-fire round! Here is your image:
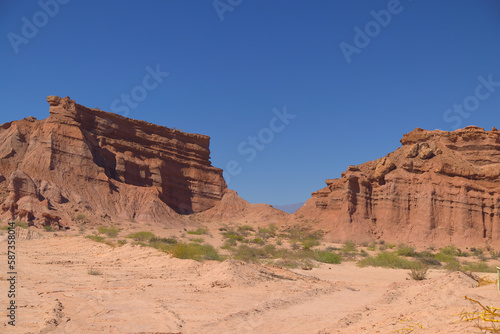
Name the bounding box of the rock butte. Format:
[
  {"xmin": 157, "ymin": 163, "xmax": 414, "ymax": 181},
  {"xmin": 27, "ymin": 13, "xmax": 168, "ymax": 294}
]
[
  {"xmin": 0, "ymin": 96, "xmax": 233, "ymax": 228},
  {"xmin": 296, "ymin": 126, "xmax": 500, "ymax": 248}
]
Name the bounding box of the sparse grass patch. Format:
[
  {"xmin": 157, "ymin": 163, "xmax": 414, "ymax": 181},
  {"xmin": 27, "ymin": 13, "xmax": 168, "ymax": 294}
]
[
  {"xmin": 88, "ymin": 267, "xmax": 102, "ymax": 275},
  {"xmin": 342, "ymin": 241, "xmax": 357, "ymax": 253},
  {"xmin": 358, "ymin": 251, "xmax": 420, "ymax": 269},
  {"xmin": 43, "ymin": 225, "xmax": 54, "ymax": 232},
  {"xmin": 127, "ymin": 231, "xmax": 155, "ymax": 242},
  {"xmin": 85, "ymin": 235, "xmax": 105, "ymax": 243},
  {"xmin": 76, "ymin": 214, "xmax": 86, "ymax": 221},
  {"xmin": 190, "ymin": 237, "xmax": 204, "ymax": 243},
  {"xmin": 314, "ymin": 250, "xmax": 342, "ymax": 264},
  {"xmin": 97, "ymin": 225, "xmax": 120, "ymax": 237},
  {"xmin": 367, "ymin": 242, "xmax": 377, "ymax": 251},
  {"xmin": 396, "ymin": 244, "xmax": 416, "ymax": 257},
  {"xmin": 169, "ymin": 242, "xmax": 222, "ymax": 261},
  {"xmin": 12, "ymin": 221, "xmax": 28, "ymax": 229},
  {"xmin": 462, "ymin": 261, "xmax": 497, "ymax": 273},
  {"xmin": 187, "ymin": 227, "xmax": 209, "ymax": 235}
]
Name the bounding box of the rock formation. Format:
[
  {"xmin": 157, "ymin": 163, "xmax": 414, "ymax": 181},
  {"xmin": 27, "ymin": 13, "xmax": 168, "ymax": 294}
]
[
  {"xmin": 296, "ymin": 126, "xmax": 500, "ymax": 248},
  {"xmin": 0, "ymin": 96, "xmax": 228, "ymax": 228}
]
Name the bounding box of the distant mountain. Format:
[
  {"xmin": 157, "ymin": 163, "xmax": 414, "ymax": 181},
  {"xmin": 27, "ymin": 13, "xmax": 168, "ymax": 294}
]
[{"xmin": 273, "ymin": 202, "xmax": 305, "ymax": 214}]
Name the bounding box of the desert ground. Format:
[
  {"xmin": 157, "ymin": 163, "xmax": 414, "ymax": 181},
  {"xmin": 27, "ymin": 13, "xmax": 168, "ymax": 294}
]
[{"xmin": 0, "ymin": 222, "xmax": 499, "ymax": 334}]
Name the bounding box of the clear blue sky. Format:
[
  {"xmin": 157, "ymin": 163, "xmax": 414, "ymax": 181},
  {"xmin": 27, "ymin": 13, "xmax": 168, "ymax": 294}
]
[{"xmin": 1, "ymin": 0, "xmax": 500, "ymax": 206}]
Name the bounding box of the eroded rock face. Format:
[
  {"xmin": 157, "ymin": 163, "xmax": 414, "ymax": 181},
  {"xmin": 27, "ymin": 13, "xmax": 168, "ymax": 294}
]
[
  {"xmin": 0, "ymin": 96, "xmax": 227, "ymax": 228},
  {"xmin": 296, "ymin": 126, "xmax": 500, "ymax": 248}
]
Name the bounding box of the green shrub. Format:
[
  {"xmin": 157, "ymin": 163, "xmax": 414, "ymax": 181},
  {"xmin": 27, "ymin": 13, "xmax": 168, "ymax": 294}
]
[
  {"xmin": 314, "ymin": 250, "xmax": 342, "ymax": 264},
  {"xmin": 97, "ymin": 225, "xmax": 120, "ymax": 237},
  {"xmin": 252, "ymin": 237, "xmax": 265, "ymax": 245},
  {"xmin": 342, "ymin": 241, "xmax": 357, "ymax": 253},
  {"xmin": 302, "ymin": 238, "xmax": 320, "ymax": 250},
  {"xmin": 360, "ymin": 249, "xmax": 369, "ymax": 257},
  {"xmin": 127, "ymin": 231, "xmax": 155, "ymax": 242},
  {"xmin": 462, "ymin": 261, "xmax": 496, "ymax": 273},
  {"xmin": 187, "ymin": 227, "xmax": 208, "ymax": 235},
  {"xmin": 367, "ymin": 242, "xmax": 377, "ymax": 251},
  {"xmin": 470, "ymin": 247, "xmax": 484, "ymax": 257},
  {"xmin": 190, "ymin": 238, "xmax": 204, "ymax": 243},
  {"xmin": 14, "ymin": 221, "xmax": 28, "ymax": 229},
  {"xmin": 440, "ymin": 245, "xmax": 458, "ymax": 256},
  {"xmin": 357, "ymin": 252, "xmax": 419, "ymax": 269},
  {"xmin": 76, "ymin": 214, "xmax": 86, "ymax": 221},
  {"xmin": 238, "ymin": 225, "xmax": 255, "ymax": 233},
  {"xmin": 85, "ymin": 235, "xmax": 105, "ymax": 243},
  {"xmin": 169, "ymin": 242, "xmax": 222, "ymax": 261},
  {"xmin": 396, "ymin": 244, "xmax": 416, "ymax": 257},
  {"xmin": 43, "ymin": 225, "xmax": 53, "ymax": 232}
]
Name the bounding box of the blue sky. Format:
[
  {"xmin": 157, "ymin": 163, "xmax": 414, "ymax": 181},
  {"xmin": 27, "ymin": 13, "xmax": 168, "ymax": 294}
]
[{"xmin": 1, "ymin": 0, "xmax": 500, "ymax": 206}]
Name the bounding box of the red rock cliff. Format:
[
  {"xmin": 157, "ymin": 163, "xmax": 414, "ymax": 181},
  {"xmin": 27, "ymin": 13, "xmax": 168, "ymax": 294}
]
[
  {"xmin": 296, "ymin": 126, "xmax": 500, "ymax": 248},
  {"xmin": 0, "ymin": 96, "xmax": 227, "ymax": 227}
]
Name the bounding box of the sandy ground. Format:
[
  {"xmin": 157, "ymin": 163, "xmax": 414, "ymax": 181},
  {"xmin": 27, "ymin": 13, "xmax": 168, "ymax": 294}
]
[{"xmin": 0, "ymin": 231, "xmax": 499, "ymax": 334}]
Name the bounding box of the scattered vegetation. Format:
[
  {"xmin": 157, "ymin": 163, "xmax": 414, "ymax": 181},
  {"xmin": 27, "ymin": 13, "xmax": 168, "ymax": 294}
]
[
  {"xmin": 358, "ymin": 251, "xmax": 420, "ymax": 269},
  {"xmin": 85, "ymin": 235, "xmax": 105, "ymax": 243},
  {"xmin": 76, "ymin": 214, "xmax": 86, "ymax": 221},
  {"xmin": 314, "ymin": 250, "xmax": 342, "ymax": 264},
  {"xmin": 88, "ymin": 267, "xmax": 103, "ymax": 275},
  {"xmin": 187, "ymin": 227, "xmax": 209, "ymax": 235},
  {"xmin": 43, "ymin": 225, "xmax": 54, "ymax": 232},
  {"xmin": 127, "ymin": 231, "xmax": 155, "ymax": 242},
  {"xmin": 97, "ymin": 225, "xmax": 120, "ymax": 237}
]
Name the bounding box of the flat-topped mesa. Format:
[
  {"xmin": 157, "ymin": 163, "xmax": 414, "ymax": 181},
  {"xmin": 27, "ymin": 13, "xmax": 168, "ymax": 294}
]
[
  {"xmin": 297, "ymin": 127, "xmax": 500, "ymax": 249},
  {"xmin": 0, "ymin": 96, "xmax": 227, "ymax": 228}
]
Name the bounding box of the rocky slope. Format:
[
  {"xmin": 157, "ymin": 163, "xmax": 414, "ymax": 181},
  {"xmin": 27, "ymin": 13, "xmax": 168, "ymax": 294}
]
[
  {"xmin": 296, "ymin": 126, "xmax": 500, "ymax": 248},
  {"xmin": 0, "ymin": 96, "xmax": 228, "ymax": 228}
]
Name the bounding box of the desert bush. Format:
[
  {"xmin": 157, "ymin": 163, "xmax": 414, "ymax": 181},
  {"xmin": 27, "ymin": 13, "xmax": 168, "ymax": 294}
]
[
  {"xmin": 88, "ymin": 267, "xmax": 102, "ymax": 275},
  {"xmin": 190, "ymin": 238, "xmax": 204, "ymax": 243},
  {"xmin": 360, "ymin": 249, "xmax": 369, "ymax": 257},
  {"xmin": 342, "ymin": 241, "xmax": 357, "ymax": 253},
  {"xmin": 97, "ymin": 225, "xmax": 120, "ymax": 237},
  {"xmin": 367, "ymin": 242, "xmax": 377, "ymax": 251},
  {"xmin": 439, "ymin": 245, "xmax": 458, "ymax": 256},
  {"xmin": 490, "ymin": 251, "xmax": 500, "ymax": 260},
  {"xmin": 187, "ymin": 227, "xmax": 209, "ymax": 235},
  {"xmin": 408, "ymin": 267, "xmax": 428, "ymax": 280},
  {"xmin": 443, "ymin": 258, "xmax": 462, "ymax": 271},
  {"xmin": 222, "ymin": 230, "xmax": 245, "ymax": 242},
  {"xmin": 221, "ymin": 239, "xmax": 237, "ymax": 249},
  {"xmin": 415, "ymin": 252, "xmax": 442, "ymax": 267},
  {"xmin": 301, "ymin": 238, "xmax": 320, "ymax": 250},
  {"xmin": 14, "ymin": 221, "xmax": 28, "ymax": 229},
  {"xmin": 85, "ymin": 235, "xmax": 105, "ymax": 243},
  {"xmin": 76, "ymin": 214, "xmax": 86, "ymax": 221},
  {"xmin": 43, "ymin": 225, "xmax": 53, "ymax": 232},
  {"xmin": 252, "ymin": 237, "xmax": 265, "ymax": 245},
  {"xmin": 357, "ymin": 252, "xmax": 419, "ymax": 269},
  {"xmin": 169, "ymin": 242, "xmax": 222, "ymax": 261},
  {"xmin": 238, "ymin": 225, "xmax": 255, "ymax": 233},
  {"xmin": 257, "ymin": 224, "xmax": 278, "ymax": 239},
  {"xmin": 127, "ymin": 231, "xmax": 155, "ymax": 242},
  {"xmin": 117, "ymin": 239, "xmax": 127, "ymax": 246},
  {"xmin": 470, "ymin": 247, "xmax": 483, "ymax": 257},
  {"xmin": 396, "ymin": 244, "xmax": 416, "ymax": 257},
  {"xmin": 314, "ymin": 250, "xmax": 342, "ymax": 264},
  {"xmin": 462, "ymin": 261, "xmax": 497, "ymax": 273}
]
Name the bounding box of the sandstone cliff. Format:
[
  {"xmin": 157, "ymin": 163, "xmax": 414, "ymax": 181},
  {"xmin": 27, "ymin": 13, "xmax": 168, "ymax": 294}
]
[
  {"xmin": 296, "ymin": 126, "xmax": 500, "ymax": 248},
  {"xmin": 0, "ymin": 96, "xmax": 227, "ymax": 228}
]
